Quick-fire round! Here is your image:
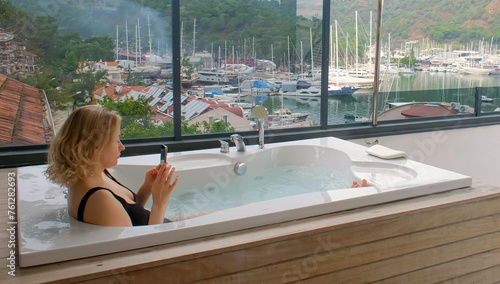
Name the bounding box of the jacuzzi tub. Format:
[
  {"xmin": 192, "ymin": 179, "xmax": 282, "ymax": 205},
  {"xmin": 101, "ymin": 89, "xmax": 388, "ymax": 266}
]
[{"xmin": 17, "ymin": 137, "xmax": 472, "ymax": 267}]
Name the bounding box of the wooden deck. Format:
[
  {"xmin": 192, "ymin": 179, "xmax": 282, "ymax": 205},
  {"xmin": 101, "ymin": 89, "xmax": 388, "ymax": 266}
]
[{"xmin": 2, "ymin": 167, "xmax": 500, "ymax": 283}]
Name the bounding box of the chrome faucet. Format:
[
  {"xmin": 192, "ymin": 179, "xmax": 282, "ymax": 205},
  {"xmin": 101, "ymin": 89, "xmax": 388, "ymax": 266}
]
[
  {"xmin": 251, "ymin": 105, "xmax": 268, "ymax": 149},
  {"xmin": 230, "ymin": 134, "xmax": 246, "ymax": 152},
  {"xmin": 219, "ymin": 140, "xmax": 229, "ymax": 153}
]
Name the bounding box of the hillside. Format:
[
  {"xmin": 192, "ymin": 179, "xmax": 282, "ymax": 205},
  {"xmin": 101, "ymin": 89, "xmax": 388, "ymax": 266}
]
[{"xmin": 6, "ymin": 0, "xmax": 500, "ymax": 52}]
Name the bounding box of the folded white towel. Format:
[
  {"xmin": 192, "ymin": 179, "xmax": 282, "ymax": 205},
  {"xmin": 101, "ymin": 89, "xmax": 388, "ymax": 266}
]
[{"xmin": 366, "ymin": 144, "xmax": 407, "ymax": 159}]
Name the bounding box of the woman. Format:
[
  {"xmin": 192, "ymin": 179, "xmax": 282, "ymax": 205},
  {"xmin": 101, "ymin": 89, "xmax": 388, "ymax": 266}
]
[{"xmin": 46, "ymin": 105, "xmax": 178, "ymax": 226}]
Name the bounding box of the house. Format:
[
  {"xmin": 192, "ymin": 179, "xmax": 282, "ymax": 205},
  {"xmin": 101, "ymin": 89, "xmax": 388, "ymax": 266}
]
[
  {"xmin": 80, "ymin": 61, "xmax": 125, "ymax": 83},
  {"xmin": 188, "ymin": 106, "xmax": 252, "ymax": 132},
  {"xmin": 0, "ymin": 28, "xmax": 37, "ymax": 76},
  {"xmin": 93, "ymin": 84, "xmax": 149, "ymax": 101},
  {"xmin": 95, "ymin": 61, "xmax": 123, "ymax": 83}
]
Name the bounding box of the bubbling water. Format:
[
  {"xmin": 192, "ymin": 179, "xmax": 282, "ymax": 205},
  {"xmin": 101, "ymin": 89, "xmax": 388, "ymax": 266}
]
[{"xmin": 158, "ymin": 166, "xmax": 350, "ymax": 218}]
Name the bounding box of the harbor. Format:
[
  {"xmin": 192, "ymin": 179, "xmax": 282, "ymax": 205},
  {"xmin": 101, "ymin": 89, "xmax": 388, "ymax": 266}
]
[{"xmin": 179, "ymin": 70, "xmax": 500, "ymax": 127}]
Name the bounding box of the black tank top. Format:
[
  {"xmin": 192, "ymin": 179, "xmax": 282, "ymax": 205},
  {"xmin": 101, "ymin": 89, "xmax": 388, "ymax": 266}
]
[{"xmin": 77, "ymin": 170, "xmax": 169, "ymax": 226}]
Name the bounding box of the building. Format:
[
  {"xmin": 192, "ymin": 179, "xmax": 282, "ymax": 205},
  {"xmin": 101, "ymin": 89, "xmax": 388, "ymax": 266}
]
[
  {"xmin": 0, "ymin": 74, "xmax": 53, "ymax": 146},
  {"xmin": 93, "ymin": 84, "xmax": 149, "ymax": 101},
  {"xmin": 188, "ymin": 106, "xmax": 252, "ymax": 132},
  {"xmin": 0, "ymin": 28, "xmax": 37, "ymax": 76}
]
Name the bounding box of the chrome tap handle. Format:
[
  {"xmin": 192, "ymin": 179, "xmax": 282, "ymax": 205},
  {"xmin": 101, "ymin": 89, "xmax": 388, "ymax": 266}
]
[
  {"xmin": 219, "ymin": 140, "xmax": 229, "ymax": 153},
  {"xmin": 230, "ymin": 134, "xmax": 245, "ymax": 151},
  {"xmin": 258, "ymin": 119, "xmax": 265, "ymax": 149}
]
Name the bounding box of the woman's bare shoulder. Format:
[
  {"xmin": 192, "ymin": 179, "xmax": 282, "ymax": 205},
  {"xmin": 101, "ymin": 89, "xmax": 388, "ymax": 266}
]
[{"xmin": 79, "ymin": 188, "xmax": 133, "ymax": 226}]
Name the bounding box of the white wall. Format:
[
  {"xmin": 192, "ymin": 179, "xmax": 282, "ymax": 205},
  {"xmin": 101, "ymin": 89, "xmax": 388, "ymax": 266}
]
[{"xmin": 349, "ymin": 124, "xmax": 500, "ymax": 187}]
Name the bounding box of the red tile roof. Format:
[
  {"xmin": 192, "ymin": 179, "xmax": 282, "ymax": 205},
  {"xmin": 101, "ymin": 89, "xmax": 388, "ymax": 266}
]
[
  {"xmin": 94, "ymin": 85, "xmax": 148, "ymax": 100},
  {"xmin": 97, "ymin": 61, "xmax": 118, "ymax": 67},
  {"xmin": 0, "ymin": 74, "xmax": 51, "ymax": 145}
]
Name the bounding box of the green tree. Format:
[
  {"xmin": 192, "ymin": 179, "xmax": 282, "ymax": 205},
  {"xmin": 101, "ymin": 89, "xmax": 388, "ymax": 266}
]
[
  {"xmin": 99, "ymin": 95, "xmax": 154, "ymax": 128},
  {"xmin": 99, "ymin": 96, "xmax": 202, "ymax": 139},
  {"xmin": 62, "ymin": 50, "xmax": 79, "ymax": 73},
  {"xmin": 31, "ymin": 15, "xmax": 58, "ymax": 55},
  {"xmin": 202, "ymin": 119, "xmax": 235, "ymax": 134}
]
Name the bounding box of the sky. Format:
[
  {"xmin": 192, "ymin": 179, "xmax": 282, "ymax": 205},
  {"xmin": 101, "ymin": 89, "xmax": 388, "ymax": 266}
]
[{"xmin": 296, "ymin": 0, "xmax": 323, "ymax": 19}]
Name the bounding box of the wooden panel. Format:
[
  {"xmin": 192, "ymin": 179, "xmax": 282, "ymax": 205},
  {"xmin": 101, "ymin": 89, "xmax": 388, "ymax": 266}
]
[
  {"xmin": 191, "ymin": 215, "xmax": 500, "ymax": 284},
  {"xmin": 437, "ymin": 265, "xmax": 500, "ymax": 284},
  {"xmin": 305, "ymin": 233, "xmax": 500, "ymax": 284},
  {"xmin": 375, "ymin": 249, "xmax": 500, "ymax": 284},
  {"xmin": 2, "ymin": 179, "xmax": 500, "ymax": 283},
  {"xmin": 75, "ymin": 197, "xmax": 500, "ymax": 284}
]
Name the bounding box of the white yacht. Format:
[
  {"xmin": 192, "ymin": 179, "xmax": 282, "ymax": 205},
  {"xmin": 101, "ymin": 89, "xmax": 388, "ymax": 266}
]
[{"xmin": 197, "ymin": 70, "xmax": 233, "ymax": 85}]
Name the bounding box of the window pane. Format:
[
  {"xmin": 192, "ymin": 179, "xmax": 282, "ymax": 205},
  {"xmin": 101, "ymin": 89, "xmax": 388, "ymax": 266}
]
[
  {"xmin": 180, "ymin": 0, "xmax": 322, "ymax": 134},
  {"xmin": 329, "ymin": 3, "xmax": 375, "ymax": 125},
  {"xmin": 0, "ymin": 0, "xmax": 174, "ymax": 146},
  {"xmin": 376, "ymin": 2, "xmax": 500, "ymax": 121}
]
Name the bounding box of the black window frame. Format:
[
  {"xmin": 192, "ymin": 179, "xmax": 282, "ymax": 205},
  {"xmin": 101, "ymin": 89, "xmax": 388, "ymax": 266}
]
[{"xmin": 2, "ymin": 0, "xmax": 500, "ymax": 168}]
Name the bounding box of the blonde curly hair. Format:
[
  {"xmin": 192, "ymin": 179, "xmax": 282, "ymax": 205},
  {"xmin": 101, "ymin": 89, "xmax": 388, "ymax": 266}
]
[{"xmin": 46, "ymin": 105, "xmax": 121, "ymax": 187}]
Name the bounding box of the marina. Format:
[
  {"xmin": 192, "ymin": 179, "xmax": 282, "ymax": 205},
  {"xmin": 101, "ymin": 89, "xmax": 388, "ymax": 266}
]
[{"xmin": 182, "ymin": 71, "xmax": 500, "ymax": 127}]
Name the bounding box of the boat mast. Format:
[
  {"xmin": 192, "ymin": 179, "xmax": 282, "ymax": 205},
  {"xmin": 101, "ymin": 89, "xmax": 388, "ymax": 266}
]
[
  {"xmin": 355, "ymin": 11, "xmax": 359, "ymax": 75},
  {"xmin": 310, "ymin": 27, "xmax": 314, "ymax": 80},
  {"xmin": 253, "ymin": 37, "xmax": 255, "ymax": 67},
  {"xmin": 135, "ymin": 24, "xmax": 138, "ymax": 67},
  {"xmin": 138, "ymin": 18, "xmax": 141, "ymax": 64},
  {"xmin": 237, "ymin": 50, "xmax": 240, "ymax": 98},
  {"xmin": 287, "ymin": 35, "xmax": 290, "ymax": 74},
  {"xmin": 148, "ymin": 14, "xmax": 152, "ymax": 56},
  {"xmin": 300, "ymin": 41, "xmax": 303, "ymax": 77},
  {"xmin": 180, "ymin": 21, "xmax": 184, "ymax": 56},
  {"xmin": 345, "ymin": 32, "xmax": 348, "ymax": 71},
  {"xmin": 126, "ymin": 21, "xmax": 129, "ymax": 62},
  {"xmin": 192, "ymin": 18, "xmax": 196, "ymax": 57},
  {"xmin": 116, "ymin": 25, "xmax": 119, "ymax": 61},
  {"xmin": 218, "ymin": 45, "xmax": 221, "ymax": 74},
  {"xmin": 330, "ymin": 25, "xmax": 333, "ymax": 70},
  {"xmin": 369, "ymin": 11, "xmax": 373, "ymax": 73},
  {"xmin": 335, "ymin": 20, "xmax": 339, "ymax": 85},
  {"xmin": 271, "ymin": 43, "xmax": 274, "ymax": 78},
  {"xmin": 388, "ymin": 33, "xmax": 391, "ymax": 69},
  {"xmin": 211, "ymin": 43, "xmax": 213, "ymax": 69}
]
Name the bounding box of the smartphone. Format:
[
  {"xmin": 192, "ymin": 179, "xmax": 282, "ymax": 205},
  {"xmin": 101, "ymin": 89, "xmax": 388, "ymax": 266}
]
[{"xmin": 160, "ymin": 144, "xmax": 168, "ymax": 164}]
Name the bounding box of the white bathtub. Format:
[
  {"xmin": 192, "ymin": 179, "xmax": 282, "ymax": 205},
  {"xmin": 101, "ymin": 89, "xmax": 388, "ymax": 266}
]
[{"xmin": 17, "ymin": 137, "xmax": 472, "ymax": 267}]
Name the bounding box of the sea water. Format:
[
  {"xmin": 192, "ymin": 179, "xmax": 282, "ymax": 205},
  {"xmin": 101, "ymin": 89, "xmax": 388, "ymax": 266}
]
[
  {"xmin": 265, "ymin": 72, "xmax": 500, "ymax": 125},
  {"xmin": 161, "ymin": 166, "xmax": 350, "ymax": 218}
]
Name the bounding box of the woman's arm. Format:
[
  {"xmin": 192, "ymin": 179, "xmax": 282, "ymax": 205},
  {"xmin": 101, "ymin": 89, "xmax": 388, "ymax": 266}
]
[
  {"xmin": 148, "ymin": 164, "xmax": 178, "ymax": 225},
  {"xmin": 136, "ymin": 165, "xmax": 162, "ymax": 207}
]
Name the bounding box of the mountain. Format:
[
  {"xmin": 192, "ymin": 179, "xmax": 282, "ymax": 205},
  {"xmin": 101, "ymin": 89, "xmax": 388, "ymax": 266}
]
[{"xmin": 6, "ymin": 0, "xmax": 500, "ymax": 52}]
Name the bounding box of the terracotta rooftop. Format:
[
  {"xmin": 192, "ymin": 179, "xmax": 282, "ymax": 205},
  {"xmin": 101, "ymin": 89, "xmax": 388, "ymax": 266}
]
[
  {"xmin": 94, "ymin": 84, "xmax": 149, "ymax": 100},
  {"xmin": 0, "ymin": 74, "xmax": 51, "ymax": 145},
  {"xmin": 401, "ymin": 104, "xmax": 457, "ymax": 118},
  {"xmin": 96, "ymin": 61, "xmax": 118, "ymax": 67}
]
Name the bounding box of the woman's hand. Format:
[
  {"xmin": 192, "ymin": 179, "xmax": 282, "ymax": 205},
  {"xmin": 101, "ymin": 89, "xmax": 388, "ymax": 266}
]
[
  {"xmin": 143, "ymin": 164, "xmax": 162, "ymax": 189},
  {"xmin": 137, "ymin": 164, "xmax": 162, "ymax": 206},
  {"xmin": 151, "ymin": 164, "xmax": 178, "ymax": 205},
  {"xmin": 148, "ymin": 163, "xmax": 179, "ymax": 224}
]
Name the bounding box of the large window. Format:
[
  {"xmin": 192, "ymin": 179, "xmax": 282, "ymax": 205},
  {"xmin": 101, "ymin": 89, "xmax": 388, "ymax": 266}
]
[
  {"xmin": 0, "ymin": 0, "xmax": 175, "ymax": 145},
  {"xmin": 2, "ymin": 0, "xmax": 500, "ymax": 167},
  {"xmin": 178, "ymin": 0, "xmax": 324, "ymax": 135},
  {"xmin": 374, "ymin": 1, "xmax": 500, "ymax": 122},
  {"xmin": 329, "ymin": 4, "xmax": 376, "ymax": 125}
]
